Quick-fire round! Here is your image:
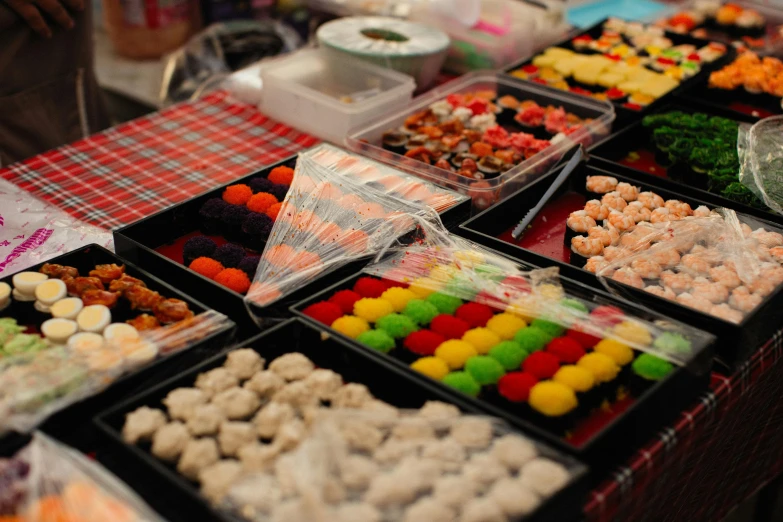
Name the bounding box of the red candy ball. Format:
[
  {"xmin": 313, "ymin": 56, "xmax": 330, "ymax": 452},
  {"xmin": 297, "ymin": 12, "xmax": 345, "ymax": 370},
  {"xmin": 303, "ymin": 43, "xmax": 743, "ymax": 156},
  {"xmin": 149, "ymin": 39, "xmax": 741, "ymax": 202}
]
[
  {"xmin": 566, "ymin": 326, "xmax": 601, "ymax": 349},
  {"xmin": 474, "ymin": 291, "xmax": 506, "ymax": 311},
  {"xmin": 403, "ymin": 330, "xmax": 446, "ymax": 356},
  {"xmin": 381, "ymin": 278, "xmax": 408, "ymax": 289},
  {"xmin": 591, "ymin": 305, "xmax": 625, "ymax": 326},
  {"xmin": 430, "ymin": 315, "xmax": 471, "ymax": 340},
  {"xmin": 353, "ymin": 277, "xmax": 387, "ymax": 298},
  {"xmin": 328, "ymin": 290, "xmax": 362, "ymax": 315},
  {"xmin": 302, "ymin": 301, "xmax": 343, "ymax": 326},
  {"xmin": 498, "ymin": 372, "xmax": 539, "ymax": 402},
  {"xmin": 455, "ymin": 302, "xmax": 494, "ymax": 328},
  {"xmin": 546, "ymin": 337, "xmax": 586, "ymax": 364},
  {"xmin": 500, "ymin": 275, "xmax": 530, "ymax": 293},
  {"xmin": 522, "ymin": 352, "xmax": 561, "ymax": 379}
]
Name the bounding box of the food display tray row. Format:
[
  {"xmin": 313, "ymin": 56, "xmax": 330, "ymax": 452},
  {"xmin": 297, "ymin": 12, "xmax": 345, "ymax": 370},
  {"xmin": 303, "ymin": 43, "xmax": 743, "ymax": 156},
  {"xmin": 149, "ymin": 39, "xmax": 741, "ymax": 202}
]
[{"xmin": 457, "ymin": 160, "xmax": 783, "ymax": 368}]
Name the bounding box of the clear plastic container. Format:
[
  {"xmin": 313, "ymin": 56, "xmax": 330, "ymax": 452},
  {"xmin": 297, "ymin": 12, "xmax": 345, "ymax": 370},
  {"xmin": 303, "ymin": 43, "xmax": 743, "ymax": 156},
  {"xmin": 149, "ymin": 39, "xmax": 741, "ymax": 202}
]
[
  {"xmin": 260, "ymin": 48, "xmax": 416, "ymax": 144},
  {"xmin": 345, "ymin": 71, "xmax": 616, "ymax": 210}
]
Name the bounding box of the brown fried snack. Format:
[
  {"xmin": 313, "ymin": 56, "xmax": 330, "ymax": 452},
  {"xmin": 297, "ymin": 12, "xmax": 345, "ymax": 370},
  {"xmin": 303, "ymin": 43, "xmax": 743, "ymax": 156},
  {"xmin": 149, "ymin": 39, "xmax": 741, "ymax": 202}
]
[
  {"xmin": 40, "ymin": 263, "xmax": 79, "ymax": 279},
  {"xmin": 109, "ymin": 274, "xmax": 147, "ymax": 294},
  {"xmin": 125, "ymin": 285, "xmax": 163, "ymax": 311},
  {"xmin": 89, "ymin": 263, "xmax": 126, "ymax": 284},
  {"xmin": 153, "ymin": 298, "xmax": 194, "ymax": 324},
  {"xmin": 127, "ymin": 314, "xmax": 160, "ymax": 331},
  {"xmin": 65, "ymin": 276, "xmax": 105, "ymax": 297},
  {"xmin": 81, "ymin": 289, "xmax": 120, "ymax": 308}
]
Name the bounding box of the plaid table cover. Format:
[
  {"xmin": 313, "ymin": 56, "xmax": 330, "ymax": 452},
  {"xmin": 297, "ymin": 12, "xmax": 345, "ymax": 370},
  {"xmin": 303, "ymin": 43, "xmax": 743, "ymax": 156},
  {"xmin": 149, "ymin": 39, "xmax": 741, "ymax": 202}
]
[
  {"xmin": 1, "ymin": 89, "xmax": 781, "ymax": 521},
  {"xmin": 0, "ymin": 91, "xmax": 319, "ymax": 229},
  {"xmin": 585, "ymin": 329, "xmax": 783, "ymax": 522}
]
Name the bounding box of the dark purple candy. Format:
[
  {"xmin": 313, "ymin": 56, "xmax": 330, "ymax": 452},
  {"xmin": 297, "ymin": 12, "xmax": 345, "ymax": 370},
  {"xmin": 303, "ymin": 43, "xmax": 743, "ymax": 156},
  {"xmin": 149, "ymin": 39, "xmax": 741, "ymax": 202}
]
[
  {"xmin": 268, "ymin": 183, "xmax": 289, "ymax": 202},
  {"xmin": 199, "ymin": 198, "xmax": 230, "ymax": 219},
  {"xmin": 213, "ymin": 243, "xmax": 246, "ymax": 268},
  {"xmin": 238, "ymin": 256, "xmax": 261, "ymax": 278},
  {"xmin": 183, "ymin": 236, "xmax": 217, "ymax": 264},
  {"xmin": 249, "ymin": 177, "xmax": 275, "ymax": 194},
  {"xmin": 241, "ymin": 213, "xmax": 274, "ymax": 237},
  {"xmin": 221, "ymin": 204, "xmax": 251, "ymax": 228}
]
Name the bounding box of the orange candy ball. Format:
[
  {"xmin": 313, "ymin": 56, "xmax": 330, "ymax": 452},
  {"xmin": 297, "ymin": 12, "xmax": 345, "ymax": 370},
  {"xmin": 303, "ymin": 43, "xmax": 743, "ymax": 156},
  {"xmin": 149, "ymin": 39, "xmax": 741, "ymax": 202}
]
[
  {"xmin": 223, "ymin": 184, "xmax": 253, "ymax": 205},
  {"xmin": 214, "ymin": 268, "xmax": 251, "ymax": 293},
  {"xmin": 268, "ymin": 166, "xmax": 294, "ymax": 186},
  {"xmin": 266, "ymin": 202, "xmax": 283, "ymax": 220},
  {"xmin": 189, "ymin": 257, "xmax": 224, "ymax": 279},
  {"xmin": 247, "ymin": 192, "xmax": 278, "ymax": 213}
]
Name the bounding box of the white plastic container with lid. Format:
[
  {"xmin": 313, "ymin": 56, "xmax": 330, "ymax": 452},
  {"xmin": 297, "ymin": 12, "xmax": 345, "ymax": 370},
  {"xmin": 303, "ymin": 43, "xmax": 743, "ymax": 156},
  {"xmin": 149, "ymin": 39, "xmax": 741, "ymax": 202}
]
[
  {"xmin": 346, "ymin": 71, "xmax": 616, "ymax": 210},
  {"xmin": 259, "ymin": 48, "xmax": 416, "ymax": 145}
]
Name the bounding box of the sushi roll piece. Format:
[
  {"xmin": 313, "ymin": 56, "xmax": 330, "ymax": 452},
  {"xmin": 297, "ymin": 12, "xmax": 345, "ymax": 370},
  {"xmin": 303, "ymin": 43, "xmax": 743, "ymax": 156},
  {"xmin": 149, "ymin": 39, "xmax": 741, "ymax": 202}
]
[
  {"xmin": 571, "ymin": 34, "xmax": 594, "ymax": 51},
  {"xmin": 381, "ymin": 130, "xmax": 409, "ymax": 155},
  {"xmin": 735, "ymin": 9, "xmax": 765, "ymax": 37},
  {"xmin": 564, "ymin": 210, "xmax": 597, "ymax": 246},
  {"xmin": 570, "ymin": 236, "xmax": 604, "ymax": 267},
  {"xmin": 476, "ymin": 156, "xmax": 505, "ymax": 179}
]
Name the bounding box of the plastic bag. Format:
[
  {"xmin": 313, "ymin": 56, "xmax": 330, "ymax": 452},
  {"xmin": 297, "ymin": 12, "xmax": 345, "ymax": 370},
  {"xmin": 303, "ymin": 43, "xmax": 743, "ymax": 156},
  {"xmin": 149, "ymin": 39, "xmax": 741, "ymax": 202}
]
[
  {"xmin": 0, "ymin": 180, "xmax": 113, "ymax": 277},
  {"xmin": 738, "ymin": 115, "xmax": 783, "ymax": 215},
  {"xmin": 222, "ymin": 409, "xmax": 582, "ymax": 522},
  {"xmin": 0, "ymin": 310, "xmax": 232, "ymax": 434},
  {"xmin": 243, "ymin": 148, "xmax": 450, "ymax": 310},
  {"xmin": 0, "ymin": 432, "xmax": 164, "ymax": 521},
  {"xmin": 160, "ymin": 20, "xmax": 302, "ymax": 105},
  {"xmin": 363, "ymin": 218, "xmax": 711, "ymax": 366},
  {"xmin": 594, "ymin": 208, "xmax": 783, "ymax": 325}
]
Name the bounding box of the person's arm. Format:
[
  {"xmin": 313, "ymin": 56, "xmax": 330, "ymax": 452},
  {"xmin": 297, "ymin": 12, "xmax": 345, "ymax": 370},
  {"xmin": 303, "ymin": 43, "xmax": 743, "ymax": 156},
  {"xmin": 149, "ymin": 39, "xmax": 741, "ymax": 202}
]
[{"xmin": 2, "ymin": 0, "xmax": 84, "ymax": 37}]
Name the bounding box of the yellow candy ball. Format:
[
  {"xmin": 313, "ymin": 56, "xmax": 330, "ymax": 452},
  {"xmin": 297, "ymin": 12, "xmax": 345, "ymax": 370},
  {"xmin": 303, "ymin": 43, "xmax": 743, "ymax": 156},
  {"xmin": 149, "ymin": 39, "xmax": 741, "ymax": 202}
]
[
  {"xmin": 486, "ymin": 313, "xmax": 527, "ymax": 341},
  {"xmin": 529, "ymin": 381, "xmax": 578, "ymax": 417},
  {"xmin": 594, "ymin": 339, "xmax": 634, "ymax": 366},
  {"xmin": 612, "ymin": 320, "xmax": 652, "ymax": 347},
  {"xmin": 434, "ymin": 340, "xmax": 477, "ymax": 370},
  {"xmin": 410, "ymin": 357, "xmax": 450, "ymax": 380},
  {"xmin": 461, "ymin": 328, "xmax": 502, "ymax": 355},
  {"xmin": 577, "ymin": 352, "xmax": 620, "ymax": 383},
  {"xmin": 331, "ymin": 316, "xmax": 370, "ymax": 339},
  {"xmin": 505, "ymin": 297, "xmax": 536, "ymax": 322},
  {"xmin": 353, "ymin": 298, "xmax": 395, "ymax": 323},
  {"xmin": 409, "ymin": 277, "xmax": 442, "ymax": 299},
  {"xmin": 429, "ymin": 265, "xmax": 458, "ymax": 283},
  {"xmin": 553, "ymin": 365, "xmax": 595, "ymax": 392},
  {"xmin": 380, "ymin": 287, "xmax": 417, "ymax": 313},
  {"xmin": 537, "ymin": 283, "xmax": 565, "ymax": 301}
]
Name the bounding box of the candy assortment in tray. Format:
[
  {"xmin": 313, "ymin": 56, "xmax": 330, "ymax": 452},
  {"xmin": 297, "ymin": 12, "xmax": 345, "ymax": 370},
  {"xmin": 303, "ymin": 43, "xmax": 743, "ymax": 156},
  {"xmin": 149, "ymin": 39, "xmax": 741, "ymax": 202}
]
[
  {"xmin": 94, "ymin": 318, "xmax": 588, "ymax": 522},
  {"xmin": 505, "ymin": 18, "xmax": 732, "ymax": 116},
  {"xmin": 114, "ymin": 146, "xmax": 470, "ymax": 336},
  {"xmin": 654, "ymin": 0, "xmax": 783, "ymax": 52},
  {"xmin": 589, "ymin": 102, "xmax": 783, "ymax": 221},
  {"xmin": 346, "ymin": 72, "xmax": 615, "ymax": 210},
  {"xmin": 457, "ymin": 160, "xmax": 783, "ymax": 366},
  {"xmin": 680, "ymin": 51, "xmax": 783, "ymax": 119},
  {"xmin": 0, "ymin": 244, "xmax": 234, "ymax": 442},
  {"xmin": 291, "ymin": 240, "xmax": 714, "ymax": 466}
]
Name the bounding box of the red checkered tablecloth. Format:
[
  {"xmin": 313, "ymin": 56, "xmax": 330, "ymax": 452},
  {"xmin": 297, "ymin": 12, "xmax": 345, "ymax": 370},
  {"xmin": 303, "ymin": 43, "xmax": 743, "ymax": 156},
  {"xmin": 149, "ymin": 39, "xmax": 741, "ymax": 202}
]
[
  {"xmin": 0, "ymin": 91, "xmax": 319, "ymax": 229},
  {"xmin": 1, "ymin": 90, "xmax": 782, "ymax": 522}
]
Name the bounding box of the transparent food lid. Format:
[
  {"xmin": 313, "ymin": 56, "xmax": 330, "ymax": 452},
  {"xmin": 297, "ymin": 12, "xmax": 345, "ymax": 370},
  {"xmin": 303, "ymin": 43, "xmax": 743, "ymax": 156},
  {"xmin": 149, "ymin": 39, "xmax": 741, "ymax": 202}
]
[
  {"xmin": 345, "ymin": 71, "xmax": 615, "ymax": 202},
  {"xmin": 260, "ymin": 48, "xmax": 415, "ymax": 114}
]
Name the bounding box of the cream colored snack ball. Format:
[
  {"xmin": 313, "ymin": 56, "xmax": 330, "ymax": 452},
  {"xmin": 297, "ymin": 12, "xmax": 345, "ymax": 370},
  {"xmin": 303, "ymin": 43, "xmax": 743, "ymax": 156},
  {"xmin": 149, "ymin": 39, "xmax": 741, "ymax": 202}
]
[{"xmin": 41, "ymin": 318, "xmax": 78, "ymax": 344}]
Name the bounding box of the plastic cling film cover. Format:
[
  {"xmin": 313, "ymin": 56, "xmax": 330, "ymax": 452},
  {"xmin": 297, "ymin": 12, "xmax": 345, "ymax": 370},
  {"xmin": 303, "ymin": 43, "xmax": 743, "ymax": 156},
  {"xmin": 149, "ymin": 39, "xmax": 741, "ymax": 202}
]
[
  {"xmin": 0, "ymin": 432, "xmax": 165, "ymax": 521},
  {"xmin": 0, "ymin": 310, "xmax": 232, "ymax": 433},
  {"xmin": 594, "ymin": 208, "xmax": 783, "ymax": 325},
  {"xmin": 360, "ymin": 218, "xmax": 712, "ymax": 367},
  {"xmin": 0, "ymin": 179, "xmax": 114, "ymax": 277},
  {"xmin": 222, "ymin": 409, "xmax": 584, "ymax": 522},
  {"xmin": 243, "ymin": 151, "xmax": 445, "ymax": 310},
  {"xmin": 739, "ymin": 115, "xmax": 783, "ymax": 215}
]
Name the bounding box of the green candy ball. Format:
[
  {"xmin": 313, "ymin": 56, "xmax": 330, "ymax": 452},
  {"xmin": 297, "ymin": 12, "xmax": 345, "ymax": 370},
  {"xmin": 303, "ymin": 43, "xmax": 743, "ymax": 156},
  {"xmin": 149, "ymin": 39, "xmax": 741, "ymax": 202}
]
[
  {"xmin": 442, "ymin": 371, "xmax": 481, "ymax": 397},
  {"xmin": 531, "ymin": 318, "xmax": 565, "ymax": 338},
  {"xmin": 652, "ymin": 332, "xmax": 692, "ymax": 356},
  {"xmin": 357, "ymin": 329, "xmax": 396, "ymax": 353},
  {"xmin": 403, "ymin": 299, "xmax": 439, "ymax": 326},
  {"xmin": 465, "ymin": 356, "xmax": 506, "ymax": 385},
  {"xmin": 425, "ymin": 292, "xmax": 464, "ymax": 315},
  {"xmin": 377, "ymin": 313, "xmax": 418, "ymax": 339},
  {"xmin": 560, "ymin": 298, "xmax": 589, "ymax": 314},
  {"xmin": 632, "ymin": 353, "xmax": 674, "ymax": 381},
  {"xmin": 488, "ymin": 341, "xmax": 527, "ymax": 370},
  {"xmin": 513, "ymin": 326, "xmax": 551, "ymax": 353}
]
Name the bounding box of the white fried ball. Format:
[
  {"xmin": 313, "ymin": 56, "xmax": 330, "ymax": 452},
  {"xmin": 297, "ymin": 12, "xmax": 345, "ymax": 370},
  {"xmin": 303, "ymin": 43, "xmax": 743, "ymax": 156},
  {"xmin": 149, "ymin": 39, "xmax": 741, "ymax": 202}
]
[
  {"xmin": 151, "ymin": 421, "xmax": 190, "ymax": 462},
  {"xmin": 195, "ymin": 368, "xmax": 239, "ymax": 398},
  {"xmin": 199, "ymin": 459, "xmax": 243, "ymax": 504},
  {"xmin": 224, "ymin": 348, "xmax": 265, "ymax": 380},
  {"xmin": 211, "ymin": 387, "xmax": 261, "ymax": 420},
  {"xmin": 268, "ymin": 353, "xmax": 315, "ymax": 381},
  {"xmin": 163, "ymin": 388, "xmax": 207, "ymax": 421},
  {"xmin": 218, "ymin": 421, "xmax": 257, "ymax": 457},
  {"xmin": 253, "ymin": 401, "xmax": 296, "ymax": 439},
  {"xmin": 243, "ymin": 370, "xmax": 285, "ymax": 399},
  {"xmin": 122, "ymin": 406, "xmax": 166, "ymax": 444},
  {"xmin": 186, "ymin": 404, "xmax": 226, "ymax": 437},
  {"xmin": 177, "ymin": 438, "xmax": 220, "ymax": 480}
]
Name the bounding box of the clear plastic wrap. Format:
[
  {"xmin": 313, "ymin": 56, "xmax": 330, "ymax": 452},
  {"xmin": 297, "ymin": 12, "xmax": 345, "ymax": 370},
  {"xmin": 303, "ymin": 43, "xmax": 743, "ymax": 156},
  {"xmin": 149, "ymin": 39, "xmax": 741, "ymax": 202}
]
[
  {"xmin": 222, "ymin": 409, "xmax": 583, "ymax": 522},
  {"xmin": 0, "ymin": 432, "xmax": 164, "ymax": 521},
  {"xmin": 243, "ymin": 147, "xmax": 450, "ymax": 310},
  {"xmin": 0, "ymin": 180, "xmax": 114, "ymax": 276},
  {"xmin": 361, "ymin": 219, "xmax": 712, "ymax": 366},
  {"xmin": 738, "ymin": 115, "xmax": 783, "ymax": 215},
  {"xmin": 594, "ymin": 208, "xmax": 783, "ymax": 324},
  {"xmin": 0, "ymin": 310, "xmax": 232, "ymax": 434}
]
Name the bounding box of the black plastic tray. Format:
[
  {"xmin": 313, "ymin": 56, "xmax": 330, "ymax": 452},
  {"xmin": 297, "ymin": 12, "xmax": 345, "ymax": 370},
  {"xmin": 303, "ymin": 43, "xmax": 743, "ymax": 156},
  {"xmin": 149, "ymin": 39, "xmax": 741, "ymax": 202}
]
[
  {"xmin": 113, "ymin": 153, "xmax": 472, "ymax": 338},
  {"xmin": 503, "ymin": 18, "xmax": 736, "ymax": 129},
  {"xmin": 457, "ymin": 160, "xmax": 783, "ymax": 368},
  {"xmin": 678, "ymin": 75, "xmax": 783, "ymax": 121},
  {"xmin": 291, "ymin": 272, "xmax": 714, "ymax": 470},
  {"xmin": 0, "ymin": 244, "xmax": 236, "ymax": 454},
  {"xmin": 588, "ymin": 102, "xmax": 783, "ymax": 226},
  {"xmin": 93, "ymin": 318, "xmax": 589, "ymax": 522}
]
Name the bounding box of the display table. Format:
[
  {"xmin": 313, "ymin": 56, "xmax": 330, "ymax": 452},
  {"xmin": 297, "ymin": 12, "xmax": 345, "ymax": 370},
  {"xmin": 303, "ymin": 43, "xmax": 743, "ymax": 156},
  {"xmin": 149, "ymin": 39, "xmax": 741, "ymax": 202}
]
[{"xmin": 1, "ymin": 91, "xmax": 781, "ymax": 522}]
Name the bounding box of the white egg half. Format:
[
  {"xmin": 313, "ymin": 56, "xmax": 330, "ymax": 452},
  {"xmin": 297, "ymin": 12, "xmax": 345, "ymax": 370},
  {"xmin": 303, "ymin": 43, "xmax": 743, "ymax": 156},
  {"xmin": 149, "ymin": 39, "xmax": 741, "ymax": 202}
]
[
  {"xmin": 51, "ymin": 298, "xmax": 84, "ymax": 320},
  {"xmin": 41, "ymin": 318, "xmax": 78, "ymax": 344},
  {"xmin": 87, "ymin": 350, "xmax": 124, "ymax": 373},
  {"xmin": 67, "ymin": 332, "xmax": 105, "ymax": 355},
  {"xmin": 34, "ymin": 301, "xmax": 52, "ymax": 314},
  {"xmin": 76, "ymin": 305, "xmax": 111, "ymax": 333},
  {"xmin": 124, "ymin": 341, "xmax": 159, "ymax": 367},
  {"xmin": 12, "ymin": 272, "xmax": 48, "ymax": 296},
  {"xmin": 104, "ymin": 323, "xmax": 139, "ymax": 345},
  {"xmin": 12, "ymin": 289, "xmax": 36, "ymax": 302},
  {"xmin": 0, "ymin": 282, "xmax": 10, "ymax": 308},
  {"xmin": 35, "ymin": 279, "xmax": 67, "ymax": 305}
]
